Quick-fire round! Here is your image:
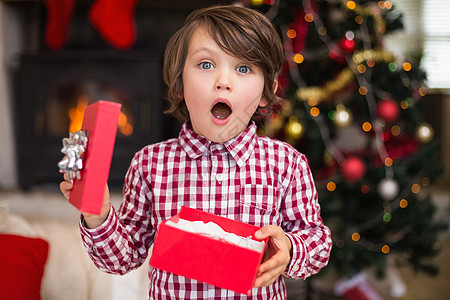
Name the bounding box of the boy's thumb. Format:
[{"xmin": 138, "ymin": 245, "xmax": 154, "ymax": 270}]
[
  {"xmin": 255, "ymin": 230, "xmax": 264, "ymax": 240},
  {"xmin": 255, "ymin": 225, "xmax": 274, "ymax": 240}
]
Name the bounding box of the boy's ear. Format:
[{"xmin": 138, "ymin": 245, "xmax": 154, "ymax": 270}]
[
  {"xmin": 273, "ymin": 79, "xmax": 279, "ymax": 94},
  {"xmin": 259, "ymin": 79, "xmax": 279, "ymax": 108}
]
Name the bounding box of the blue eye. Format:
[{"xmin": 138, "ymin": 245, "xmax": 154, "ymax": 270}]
[
  {"xmin": 236, "ymin": 65, "xmax": 251, "ymax": 74},
  {"xmin": 199, "ymin": 62, "xmax": 213, "ymax": 70}
]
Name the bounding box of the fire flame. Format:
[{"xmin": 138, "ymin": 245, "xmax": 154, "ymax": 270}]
[{"xmin": 68, "ymin": 96, "xmax": 134, "ymax": 136}]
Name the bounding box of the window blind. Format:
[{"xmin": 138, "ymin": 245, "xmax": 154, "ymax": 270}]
[{"xmin": 384, "ymin": 0, "xmax": 450, "ymax": 89}]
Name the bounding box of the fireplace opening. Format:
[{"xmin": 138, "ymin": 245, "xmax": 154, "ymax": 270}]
[
  {"xmin": 46, "ymin": 81, "xmax": 134, "ymax": 136},
  {"xmin": 15, "ymin": 52, "xmax": 180, "ymax": 190}
]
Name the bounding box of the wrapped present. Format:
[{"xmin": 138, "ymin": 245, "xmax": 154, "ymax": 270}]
[
  {"xmin": 335, "ymin": 272, "xmax": 385, "ymax": 300},
  {"xmin": 59, "ymin": 100, "xmax": 121, "ymax": 215},
  {"xmin": 150, "ymin": 207, "xmax": 268, "ymax": 295}
]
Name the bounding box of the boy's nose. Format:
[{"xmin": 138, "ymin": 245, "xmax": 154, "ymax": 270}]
[
  {"xmin": 215, "ymin": 70, "xmax": 232, "ymax": 91},
  {"xmin": 216, "ymin": 83, "xmax": 231, "ymax": 91}
]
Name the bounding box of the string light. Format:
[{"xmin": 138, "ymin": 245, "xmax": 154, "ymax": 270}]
[
  {"xmin": 329, "ymin": 50, "xmax": 338, "ymax": 59},
  {"xmin": 400, "ymin": 100, "xmax": 409, "ymax": 109},
  {"xmin": 345, "ymin": 31, "xmax": 355, "ymax": 40},
  {"xmin": 362, "ymin": 122, "xmax": 372, "ymax": 132},
  {"xmin": 352, "ymin": 232, "xmax": 361, "ymax": 241},
  {"xmin": 385, "ymin": 1, "xmax": 392, "ymax": 9},
  {"xmin": 402, "ymin": 77, "xmax": 411, "ymax": 87},
  {"xmin": 416, "ymin": 122, "xmax": 434, "ymax": 143},
  {"xmin": 403, "ymin": 62, "xmax": 412, "ymax": 71},
  {"xmin": 411, "ymin": 183, "xmax": 421, "ymax": 194},
  {"xmin": 293, "ymin": 53, "xmax": 304, "ymax": 64},
  {"xmin": 308, "ymin": 97, "xmax": 319, "ymax": 106},
  {"xmin": 359, "ymin": 86, "xmax": 368, "ymax": 95},
  {"xmin": 304, "ymin": 13, "xmax": 314, "ymax": 22},
  {"xmin": 400, "ymin": 199, "xmax": 408, "ymax": 208},
  {"xmin": 419, "ymin": 87, "xmax": 427, "ymax": 96},
  {"xmin": 391, "ymin": 125, "xmax": 401, "ymax": 136},
  {"xmin": 318, "ymin": 26, "xmax": 327, "ymax": 35},
  {"xmin": 327, "ymin": 181, "xmax": 337, "ymax": 191},
  {"xmin": 361, "ymin": 185, "xmax": 370, "ymax": 193},
  {"xmin": 383, "ymin": 213, "xmax": 392, "ymax": 223},
  {"xmin": 389, "ymin": 62, "xmax": 398, "ymax": 71},
  {"xmin": 346, "ymin": 1, "xmax": 356, "ymax": 10},
  {"xmin": 384, "ymin": 157, "xmax": 393, "ymax": 166},
  {"xmin": 357, "ymin": 64, "xmax": 367, "ymax": 73},
  {"xmin": 310, "ymin": 107, "xmax": 320, "ymax": 117},
  {"xmin": 422, "ymin": 177, "xmax": 430, "ymax": 186},
  {"xmin": 285, "ymin": 116, "xmax": 304, "ymax": 139},
  {"xmin": 287, "ymin": 29, "xmax": 296, "ymax": 39},
  {"xmin": 334, "ymin": 104, "xmax": 352, "ymax": 127},
  {"xmin": 328, "ymin": 111, "xmax": 336, "ymax": 120},
  {"xmin": 382, "ymin": 245, "xmax": 390, "ymax": 254},
  {"xmin": 354, "ymin": 15, "xmax": 363, "ymax": 24}
]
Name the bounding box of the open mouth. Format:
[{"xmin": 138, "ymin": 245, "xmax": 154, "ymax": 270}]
[{"xmin": 211, "ymin": 102, "xmax": 232, "ymax": 120}]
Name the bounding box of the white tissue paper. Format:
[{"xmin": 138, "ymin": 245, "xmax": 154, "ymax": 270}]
[{"xmin": 165, "ymin": 219, "xmax": 265, "ymax": 252}]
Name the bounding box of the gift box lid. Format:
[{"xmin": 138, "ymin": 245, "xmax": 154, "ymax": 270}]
[
  {"xmin": 69, "ymin": 100, "xmax": 121, "ymax": 214},
  {"xmin": 150, "ymin": 206, "xmax": 268, "ymax": 295}
]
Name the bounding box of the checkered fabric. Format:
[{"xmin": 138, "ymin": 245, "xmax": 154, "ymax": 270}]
[{"xmin": 80, "ymin": 122, "xmax": 332, "ymax": 299}]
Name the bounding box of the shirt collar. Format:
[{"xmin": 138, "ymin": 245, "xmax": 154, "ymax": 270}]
[{"xmin": 178, "ymin": 122, "xmax": 257, "ymax": 168}]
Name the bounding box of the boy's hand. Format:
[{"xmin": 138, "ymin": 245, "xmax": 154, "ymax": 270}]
[
  {"xmin": 59, "ymin": 174, "xmax": 111, "ymax": 228},
  {"xmin": 253, "ymin": 225, "xmax": 292, "ymax": 288}
]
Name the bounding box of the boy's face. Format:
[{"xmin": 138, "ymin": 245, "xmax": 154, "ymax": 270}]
[{"xmin": 182, "ymin": 26, "xmax": 267, "ymax": 143}]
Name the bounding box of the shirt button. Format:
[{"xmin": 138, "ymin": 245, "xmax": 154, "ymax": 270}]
[
  {"xmin": 216, "ymin": 174, "xmax": 223, "ymax": 182},
  {"xmin": 292, "ymin": 264, "xmax": 300, "ymax": 272}
]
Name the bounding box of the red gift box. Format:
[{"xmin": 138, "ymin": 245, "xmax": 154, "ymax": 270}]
[
  {"xmin": 150, "ymin": 207, "xmax": 268, "ymax": 295},
  {"xmin": 334, "ymin": 273, "xmax": 385, "ymax": 300},
  {"xmin": 69, "ymin": 100, "xmax": 121, "ymax": 215}
]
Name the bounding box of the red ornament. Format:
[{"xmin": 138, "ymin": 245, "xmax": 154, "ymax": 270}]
[
  {"xmin": 342, "ymin": 157, "xmax": 366, "ymax": 182},
  {"xmin": 377, "ymin": 99, "xmax": 400, "ymax": 123},
  {"xmin": 340, "ymin": 38, "xmax": 355, "ymax": 52},
  {"xmin": 89, "ymin": 0, "xmax": 138, "ymax": 50}
]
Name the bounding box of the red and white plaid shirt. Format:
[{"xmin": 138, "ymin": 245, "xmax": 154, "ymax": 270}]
[{"xmin": 80, "ymin": 122, "xmax": 332, "ymax": 299}]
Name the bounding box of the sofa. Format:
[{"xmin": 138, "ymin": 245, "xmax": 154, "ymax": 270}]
[{"xmin": 0, "ymin": 190, "xmax": 149, "ymax": 300}]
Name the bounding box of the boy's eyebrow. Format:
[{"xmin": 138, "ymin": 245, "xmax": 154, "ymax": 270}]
[{"xmin": 190, "ymin": 46, "xmax": 216, "ymax": 56}]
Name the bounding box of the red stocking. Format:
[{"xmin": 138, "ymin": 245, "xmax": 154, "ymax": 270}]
[
  {"xmin": 88, "ymin": 0, "xmax": 139, "ymax": 50},
  {"xmin": 44, "ymin": 0, "xmax": 76, "ymax": 50}
]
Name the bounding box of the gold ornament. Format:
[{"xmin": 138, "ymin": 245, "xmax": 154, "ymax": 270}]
[
  {"xmin": 285, "ymin": 116, "xmax": 304, "ymax": 140},
  {"xmin": 250, "ymin": 0, "xmax": 265, "ymax": 6}
]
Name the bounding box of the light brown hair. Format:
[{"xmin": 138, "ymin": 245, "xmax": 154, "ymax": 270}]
[{"xmin": 163, "ymin": 5, "xmax": 284, "ymax": 122}]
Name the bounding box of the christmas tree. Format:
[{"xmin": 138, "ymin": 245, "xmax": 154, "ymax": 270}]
[{"xmin": 245, "ymin": 0, "xmax": 447, "ymax": 279}]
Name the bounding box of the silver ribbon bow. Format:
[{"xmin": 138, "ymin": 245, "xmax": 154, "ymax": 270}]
[{"xmin": 58, "ymin": 130, "xmax": 88, "ymax": 180}]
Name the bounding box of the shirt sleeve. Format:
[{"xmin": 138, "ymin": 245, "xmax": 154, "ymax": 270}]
[
  {"xmin": 79, "ymin": 150, "xmax": 154, "ymax": 275},
  {"xmin": 280, "ymin": 152, "xmax": 332, "ymax": 279}
]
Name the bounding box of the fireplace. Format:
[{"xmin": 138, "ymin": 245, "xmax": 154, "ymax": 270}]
[{"xmin": 14, "ymin": 51, "xmax": 180, "ymax": 189}]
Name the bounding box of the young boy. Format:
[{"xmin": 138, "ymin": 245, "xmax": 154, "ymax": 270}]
[{"xmin": 60, "ymin": 5, "xmax": 332, "ymax": 299}]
